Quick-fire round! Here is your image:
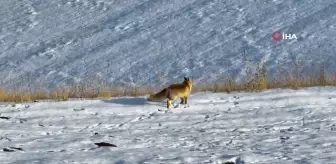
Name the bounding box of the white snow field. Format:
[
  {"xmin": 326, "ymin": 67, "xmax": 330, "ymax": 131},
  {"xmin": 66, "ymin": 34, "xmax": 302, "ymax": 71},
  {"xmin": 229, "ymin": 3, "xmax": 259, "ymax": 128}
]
[
  {"xmin": 0, "ymin": 0, "xmax": 336, "ymax": 88},
  {"xmin": 1, "ymin": 87, "xmax": 336, "ymax": 164}
]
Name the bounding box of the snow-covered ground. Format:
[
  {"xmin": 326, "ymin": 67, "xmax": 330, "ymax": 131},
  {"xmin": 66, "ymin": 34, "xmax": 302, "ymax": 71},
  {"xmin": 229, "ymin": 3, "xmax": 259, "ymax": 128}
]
[
  {"xmin": 0, "ymin": 0, "xmax": 335, "ymax": 88},
  {"xmin": 1, "ymin": 87, "xmax": 336, "ymax": 164}
]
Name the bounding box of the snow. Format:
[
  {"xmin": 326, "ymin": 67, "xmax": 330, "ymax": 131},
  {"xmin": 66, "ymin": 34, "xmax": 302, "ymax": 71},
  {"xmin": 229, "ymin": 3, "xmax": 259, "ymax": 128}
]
[
  {"xmin": 0, "ymin": 0, "xmax": 335, "ymax": 88},
  {"xmin": 1, "ymin": 87, "xmax": 336, "ymax": 163},
  {"xmin": 1, "ymin": 1, "xmax": 335, "ymax": 163}
]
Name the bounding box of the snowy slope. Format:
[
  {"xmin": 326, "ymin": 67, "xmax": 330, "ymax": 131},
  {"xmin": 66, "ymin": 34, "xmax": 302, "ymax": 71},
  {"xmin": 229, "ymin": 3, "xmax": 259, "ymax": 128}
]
[
  {"xmin": 1, "ymin": 87, "xmax": 336, "ymax": 163},
  {"xmin": 0, "ymin": 0, "xmax": 335, "ymax": 88}
]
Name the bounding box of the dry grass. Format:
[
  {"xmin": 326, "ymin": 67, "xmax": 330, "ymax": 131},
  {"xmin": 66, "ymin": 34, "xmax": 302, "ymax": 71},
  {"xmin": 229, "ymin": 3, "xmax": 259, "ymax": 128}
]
[
  {"xmin": 0, "ymin": 83, "xmax": 156, "ymax": 102},
  {"xmin": 1, "ymin": 64, "xmax": 336, "ymax": 102}
]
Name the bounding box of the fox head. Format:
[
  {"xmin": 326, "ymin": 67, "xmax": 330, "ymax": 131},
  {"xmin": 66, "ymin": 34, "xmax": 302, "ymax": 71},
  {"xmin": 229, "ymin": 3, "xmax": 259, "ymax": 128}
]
[{"xmin": 183, "ymin": 77, "xmax": 193, "ymax": 91}]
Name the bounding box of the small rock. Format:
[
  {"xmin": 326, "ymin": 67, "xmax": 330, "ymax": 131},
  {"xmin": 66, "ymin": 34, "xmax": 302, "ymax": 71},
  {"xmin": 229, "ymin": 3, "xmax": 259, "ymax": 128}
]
[
  {"xmin": 223, "ymin": 162, "xmax": 235, "ymax": 164},
  {"xmin": 9, "ymin": 147, "xmax": 23, "ymax": 151},
  {"xmin": 287, "ymin": 127, "xmax": 294, "ymax": 131},
  {"xmin": 205, "ymin": 115, "xmax": 210, "ymax": 119},
  {"xmin": 94, "ymin": 142, "xmax": 117, "ymax": 147},
  {"xmin": 19, "ymin": 119, "xmax": 27, "ymax": 123},
  {"xmin": 226, "ymin": 139, "xmax": 233, "ymax": 145},
  {"xmin": 280, "ymin": 136, "xmax": 290, "ymax": 140},
  {"xmin": 0, "ymin": 116, "xmax": 10, "ymax": 120},
  {"xmin": 198, "ymin": 129, "xmax": 206, "ymax": 132},
  {"xmin": 3, "ymin": 148, "xmax": 14, "ymax": 152},
  {"xmin": 73, "ymin": 108, "xmax": 85, "ymax": 111}
]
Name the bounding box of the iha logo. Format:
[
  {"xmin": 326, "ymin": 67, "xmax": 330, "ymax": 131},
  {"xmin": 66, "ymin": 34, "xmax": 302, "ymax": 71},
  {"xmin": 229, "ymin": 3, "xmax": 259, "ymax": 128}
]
[{"xmin": 272, "ymin": 31, "xmax": 297, "ymax": 41}]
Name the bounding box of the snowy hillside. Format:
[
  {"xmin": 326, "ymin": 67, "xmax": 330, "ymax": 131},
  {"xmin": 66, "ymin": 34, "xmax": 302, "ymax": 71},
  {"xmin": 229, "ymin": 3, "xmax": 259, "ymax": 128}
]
[
  {"xmin": 1, "ymin": 87, "xmax": 336, "ymax": 163},
  {"xmin": 0, "ymin": 0, "xmax": 335, "ymax": 88}
]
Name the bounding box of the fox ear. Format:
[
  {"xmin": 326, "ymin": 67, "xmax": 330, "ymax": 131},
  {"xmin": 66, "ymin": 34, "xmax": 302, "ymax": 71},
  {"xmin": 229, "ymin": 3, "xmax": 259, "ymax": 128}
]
[{"xmin": 184, "ymin": 77, "xmax": 187, "ymax": 80}]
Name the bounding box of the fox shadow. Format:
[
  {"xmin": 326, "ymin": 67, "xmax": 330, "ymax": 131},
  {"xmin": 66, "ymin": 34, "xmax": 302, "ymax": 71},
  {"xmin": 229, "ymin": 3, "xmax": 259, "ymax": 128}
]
[{"xmin": 102, "ymin": 97, "xmax": 149, "ymax": 106}]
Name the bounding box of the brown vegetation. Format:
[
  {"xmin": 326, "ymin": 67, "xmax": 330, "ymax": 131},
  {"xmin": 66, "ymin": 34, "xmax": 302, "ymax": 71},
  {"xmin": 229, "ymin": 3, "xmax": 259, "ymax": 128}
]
[
  {"xmin": 0, "ymin": 65, "xmax": 335, "ymax": 103},
  {"xmin": 1, "ymin": 54, "xmax": 336, "ymax": 103}
]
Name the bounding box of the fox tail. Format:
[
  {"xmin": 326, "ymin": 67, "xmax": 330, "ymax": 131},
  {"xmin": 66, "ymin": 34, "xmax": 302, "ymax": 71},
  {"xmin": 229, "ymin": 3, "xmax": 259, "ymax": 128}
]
[{"xmin": 147, "ymin": 88, "xmax": 169, "ymax": 102}]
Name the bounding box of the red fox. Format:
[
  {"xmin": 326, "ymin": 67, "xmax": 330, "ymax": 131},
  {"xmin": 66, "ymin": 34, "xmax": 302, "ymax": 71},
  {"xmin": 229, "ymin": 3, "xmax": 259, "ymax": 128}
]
[{"xmin": 147, "ymin": 77, "xmax": 193, "ymax": 109}]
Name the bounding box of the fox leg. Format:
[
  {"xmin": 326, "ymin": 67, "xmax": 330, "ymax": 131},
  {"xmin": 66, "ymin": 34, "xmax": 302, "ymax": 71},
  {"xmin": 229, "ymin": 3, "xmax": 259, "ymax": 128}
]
[
  {"xmin": 167, "ymin": 99, "xmax": 173, "ymax": 109},
  {"xmin": 180, "ymin": 97, "xmax": 185, "ymax": 104},
  {"xmin": 184, "ymin": 97, "xmax": 188, "ymax": 104}
]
